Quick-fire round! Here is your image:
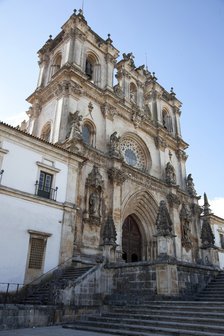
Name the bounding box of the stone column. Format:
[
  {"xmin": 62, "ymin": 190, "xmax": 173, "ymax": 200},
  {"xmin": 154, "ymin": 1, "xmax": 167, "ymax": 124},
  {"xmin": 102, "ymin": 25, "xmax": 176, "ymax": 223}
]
[
  {"xmin": 107, "ymin": 166, "xmax": 127, "ymax": 261},
  {"xmin": 59, "ymin": 160, "xmax": 81, "ymax": 262},
  {"xmin": 155, "ymin": 200, "xmax": 179, "ymax": 297}
]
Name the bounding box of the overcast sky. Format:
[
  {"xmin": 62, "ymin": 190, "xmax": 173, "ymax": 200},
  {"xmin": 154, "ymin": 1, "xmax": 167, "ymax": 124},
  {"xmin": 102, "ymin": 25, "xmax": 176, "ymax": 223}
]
[{"xmin": 0, "ymin": 0, "xmax": 223, "ymax": 217}]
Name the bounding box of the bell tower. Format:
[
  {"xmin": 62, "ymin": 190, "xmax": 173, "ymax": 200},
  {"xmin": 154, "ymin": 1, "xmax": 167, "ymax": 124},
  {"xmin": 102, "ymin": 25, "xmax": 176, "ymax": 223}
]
[{"xmin": 26, "ymin": 9, "xmax": 119, "ymax": 144}]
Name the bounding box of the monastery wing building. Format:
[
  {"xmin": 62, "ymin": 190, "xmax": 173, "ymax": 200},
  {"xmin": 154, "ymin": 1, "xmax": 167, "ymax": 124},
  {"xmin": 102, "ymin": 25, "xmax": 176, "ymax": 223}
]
[{"xmin": 0, "ymin": 9, "xmax": 223, "ymax": 300}]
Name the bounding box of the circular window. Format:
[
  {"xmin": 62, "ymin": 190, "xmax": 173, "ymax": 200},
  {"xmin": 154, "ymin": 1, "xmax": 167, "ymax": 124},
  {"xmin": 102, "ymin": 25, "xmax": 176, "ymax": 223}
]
[
  {"xmin": 120, "ymin": 137, "xmax": 146, "ymax": 170},
  {"xmin": 125, "ymin": 149, "xmax": 137, "ymax": 166}
]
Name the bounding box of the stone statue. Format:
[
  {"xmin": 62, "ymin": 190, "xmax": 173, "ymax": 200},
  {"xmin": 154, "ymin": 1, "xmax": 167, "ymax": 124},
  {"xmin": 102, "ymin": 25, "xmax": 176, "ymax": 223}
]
[
  {"xmin": 113, "ymin": 84, "xmax": 123, "ymax": 98},
  {"xmin": 180, "ymin": 203, "xmax": 192, "ymax": 250},
  {"xmin": 122, "ymin": 52, "xmax": 135, "ymax": 68},
  {"xmin": 109, "ymin": 131, "xmax": 120, "ymax": 157},
  {"xmin": 186, "ymin": 174, "xmax": 196, "ymax": 197},
  {"xmin": 67, "ymin": 110, "xmax": 83, "ymax": 139},
  {"xmin": 89, "ymin": 191, "xmax": 100, "ymax": 217},
  {"xmin": 165, "ymin": 162, "xmax": 176, "ymax": 185},
  {"xmin": 156, "ymin": 200, "xmax": 174, "ymax": 237}
]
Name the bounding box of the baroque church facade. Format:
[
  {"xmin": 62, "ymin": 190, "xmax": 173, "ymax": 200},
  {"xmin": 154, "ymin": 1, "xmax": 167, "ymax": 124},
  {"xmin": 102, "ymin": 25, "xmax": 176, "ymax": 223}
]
[{"xmin": 0, "ymin": 9, "xmax": 223, "ymax": 297}]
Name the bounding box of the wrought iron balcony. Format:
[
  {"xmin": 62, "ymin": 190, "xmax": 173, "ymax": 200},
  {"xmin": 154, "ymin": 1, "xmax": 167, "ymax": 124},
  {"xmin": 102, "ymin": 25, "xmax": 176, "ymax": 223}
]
[{"xmin": 35, "ymin": 181, "xmax": 58, "ymax": 201}]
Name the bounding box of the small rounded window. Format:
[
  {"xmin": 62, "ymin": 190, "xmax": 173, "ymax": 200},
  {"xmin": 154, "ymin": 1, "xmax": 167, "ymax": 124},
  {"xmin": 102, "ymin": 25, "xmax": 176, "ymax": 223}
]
[{"xmin": 82, "ymin": 124, "xmax": 91, "ymax": 144}]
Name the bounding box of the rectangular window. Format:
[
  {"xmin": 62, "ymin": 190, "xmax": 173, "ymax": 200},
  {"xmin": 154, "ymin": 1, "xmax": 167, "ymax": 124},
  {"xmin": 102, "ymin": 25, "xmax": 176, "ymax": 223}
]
[
  {"xmin": 220, "ymin": 234, "xmax": 224, "ymax": 249},
  {"xmin": 37, "ymin": 171, "xmax": 53, "ymax": 199},
  {"xmin": 28, "ymin": 237, "xmax": 46, "ymax": 269}
]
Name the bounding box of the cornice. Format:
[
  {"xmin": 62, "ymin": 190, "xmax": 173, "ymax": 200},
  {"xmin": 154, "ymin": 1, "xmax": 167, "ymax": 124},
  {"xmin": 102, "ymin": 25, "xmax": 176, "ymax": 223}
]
[
  {"xmin": 0, "ymin": 122, "xmax": 84, "ymax": 164},
  {"xmin": 0, "ymin": 185, "xmax": 64, "ymax": 210}
]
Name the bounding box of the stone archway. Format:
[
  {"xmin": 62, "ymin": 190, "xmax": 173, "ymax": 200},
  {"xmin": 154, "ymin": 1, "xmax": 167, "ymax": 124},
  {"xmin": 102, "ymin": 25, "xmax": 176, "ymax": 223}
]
[
  {"xmin": 122, "ymin": 215, "xmax": 142, "ymax": 262},
  {"xmin": 121, "ymin": 190, "xmax": 158, "ymax": 261}
]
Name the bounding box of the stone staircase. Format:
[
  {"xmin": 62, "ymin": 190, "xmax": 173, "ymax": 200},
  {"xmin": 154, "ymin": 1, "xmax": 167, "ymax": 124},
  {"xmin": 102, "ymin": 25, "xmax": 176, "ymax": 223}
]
[
  {"xmin": 196, "ymin": 271, "xmax": 224, "ymax": 301},
  {"xmin": 20, "ymin": 265, "xmax": 92, "ymax": 305},
  {"xmin": 64, "ymin": 301, "xmax": 224, "ymax": 335},
  {"xmin": 64, "ymin": 271, "xmax": 224, "ymax": 336}
]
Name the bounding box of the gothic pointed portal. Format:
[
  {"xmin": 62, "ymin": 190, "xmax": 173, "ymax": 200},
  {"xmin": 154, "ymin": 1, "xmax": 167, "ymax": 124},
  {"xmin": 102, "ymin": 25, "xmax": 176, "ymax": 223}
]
[{"xmin": 122, "ymin": 215, "xmax": 142, "ymax": 263}]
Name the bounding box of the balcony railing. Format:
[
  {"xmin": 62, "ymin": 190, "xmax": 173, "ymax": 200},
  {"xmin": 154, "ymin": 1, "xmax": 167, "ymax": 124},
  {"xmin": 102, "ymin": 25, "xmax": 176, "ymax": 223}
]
[{"xmin": 35, "ymin": 181, "xmax": 58, "ymax": 201}]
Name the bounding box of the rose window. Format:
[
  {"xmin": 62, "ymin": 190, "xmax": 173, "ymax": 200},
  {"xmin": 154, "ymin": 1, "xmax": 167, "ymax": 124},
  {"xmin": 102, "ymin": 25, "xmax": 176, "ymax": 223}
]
[{"xmin": 120, "ymin": 138, "xmax": 146, "ymax": 170}]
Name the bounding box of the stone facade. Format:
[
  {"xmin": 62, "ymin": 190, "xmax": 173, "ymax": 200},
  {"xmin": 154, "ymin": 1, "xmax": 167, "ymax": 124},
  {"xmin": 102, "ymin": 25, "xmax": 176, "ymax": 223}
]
[{"xmin": 0, "ymin": 9, "xmax": 223, "ymax": 298}]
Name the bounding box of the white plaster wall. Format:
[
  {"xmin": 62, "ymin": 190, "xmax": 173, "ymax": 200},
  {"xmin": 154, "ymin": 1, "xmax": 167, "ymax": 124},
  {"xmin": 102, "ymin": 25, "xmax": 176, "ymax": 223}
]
[
  {"xmin": 213, "ymin": 223, "xmax": 224, "ymax": 268},
  {"xmin": 0, "ymin": 194, "xmax": 63, "ymax": 284},
  {"xmin": 37, "ymin": 99, "xmax": 57, "ymax": 139},
  {"xmin": 1, "ymin": 140, "xmax": 68, "ymax": 202}
]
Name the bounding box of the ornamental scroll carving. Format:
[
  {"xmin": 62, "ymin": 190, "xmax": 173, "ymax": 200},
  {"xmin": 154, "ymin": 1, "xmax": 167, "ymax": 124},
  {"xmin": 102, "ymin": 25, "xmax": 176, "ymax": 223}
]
[{"xmin": 83, "ymin": 165, "xmax": 104, "ymax": 226}]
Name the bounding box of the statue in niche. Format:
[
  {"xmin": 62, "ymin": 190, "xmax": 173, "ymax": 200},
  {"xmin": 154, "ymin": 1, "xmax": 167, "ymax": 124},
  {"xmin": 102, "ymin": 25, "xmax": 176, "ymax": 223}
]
[
  {"xmin": 186, "ymin": 174, "xmax": 197, "ymax": 197},
  {"xmin": 84, "ymin": 165, "xmax": 104, "ymax": 225},
  {"xmin": 66, "ymin": 110, "xmax": 83, "ymax": 139},
  {"xmin": 180, "ymin": 203, "xmax": 192, "ymax": 251},
  {"xmin": 165, "ymin": 162, "xmax": 176, "ymax": 185},
  {"xmin": 89, "ymin": 191, "xmax": 100, "ymax": 217},
  {"xmin": 144, "ymin": 104, "xmax": 152, "ymax": 120},
  {"xmin": 109, "ymin": 131, "xmax": 121, "ymax": 157}
]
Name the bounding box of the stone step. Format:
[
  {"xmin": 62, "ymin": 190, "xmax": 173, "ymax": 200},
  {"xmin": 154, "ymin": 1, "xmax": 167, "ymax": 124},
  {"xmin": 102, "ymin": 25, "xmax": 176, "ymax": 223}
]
[
  {"xmin": 86, "ymin": 315, "xmax": 224, "ymax": 333},
  {"xmin": 114, "ymin": 302, "xmax": 224, "ymax": 310},
  {"xmin": 102, "ymin": 312, "xmax": 224, "ymax": 326},
  {"xmin": 109, "ymin": 308, "xmax": 224, "ymax": 318},
  {"xmin": 144, "ymin": 300, "xmax": 224, "ymax": 305},
  {"xmin": 65, "ymin": 320, "xmax": 224, "ymax": 336},
  {"xmin": 64, "ymin": 324, "xmax": 167, "ymax": 336}
]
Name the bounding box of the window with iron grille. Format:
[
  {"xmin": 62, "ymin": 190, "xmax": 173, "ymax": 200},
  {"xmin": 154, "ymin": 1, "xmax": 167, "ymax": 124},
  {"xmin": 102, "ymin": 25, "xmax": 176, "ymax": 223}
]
[{"xmin": 28, "ymin": 237, "xmax": 46, "ymax": 269}]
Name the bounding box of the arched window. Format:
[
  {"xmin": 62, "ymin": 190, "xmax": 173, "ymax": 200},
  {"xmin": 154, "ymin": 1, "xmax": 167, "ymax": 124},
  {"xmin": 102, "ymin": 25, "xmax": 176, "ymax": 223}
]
[
  {"xmin": 85, "ymin": 58, "xmax": 94, "ymax": 80},
  {"xmin": 51, "ymin": 53, "xmax": 62, "ymax": 77},
  {"xmin": 162, "ymin": 109, "xmax": 173, "ymax": 133},
  {"xmin": 82, "ymin": 121, "xmax": 95, "ymax": 146},
  {"xmin": 40, "ymin": 123, "xmax": 51, "ymax": 142},
  {"xmin": 85, "ymin": 53, "xmax": 101, "ymax": 86},
  {"xmin": 130, "ymin": 82, "xmax": 137, "ymax": 104}
]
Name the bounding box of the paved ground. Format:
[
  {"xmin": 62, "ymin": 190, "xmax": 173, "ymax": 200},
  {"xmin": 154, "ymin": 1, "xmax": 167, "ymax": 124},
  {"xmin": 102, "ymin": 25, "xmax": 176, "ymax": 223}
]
[{"xmin": 0, "ymin": 326, "xmax": 112, "ymax": 336}]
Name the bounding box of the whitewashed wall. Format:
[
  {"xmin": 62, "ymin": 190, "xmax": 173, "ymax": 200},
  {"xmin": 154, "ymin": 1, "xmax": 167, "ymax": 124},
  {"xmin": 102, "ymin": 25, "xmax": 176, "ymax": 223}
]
[
  {"xmin": 1, "ymin": 140, "xmax": 68, "ymax": 203},
  {"xmin": 0, "ymin": 194, "xmax": 63, "ymax": 284}
]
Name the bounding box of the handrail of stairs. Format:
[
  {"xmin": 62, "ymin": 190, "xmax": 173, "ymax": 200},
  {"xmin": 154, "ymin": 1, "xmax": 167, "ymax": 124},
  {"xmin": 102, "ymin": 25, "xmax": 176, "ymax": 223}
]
[
  {"xmin": 0, "ymin": 282, "xmax": 24, "ymax": 304},
  {"xmin": 1, "ymin": 256, "xmax": 75, "ymax": 304}
]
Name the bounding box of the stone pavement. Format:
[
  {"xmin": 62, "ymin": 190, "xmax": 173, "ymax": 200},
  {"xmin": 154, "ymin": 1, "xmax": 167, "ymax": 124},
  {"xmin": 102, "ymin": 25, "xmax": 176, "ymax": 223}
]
[{"xmin": 0, "ymin": 326, "xmax": 112, "ymax": 336}]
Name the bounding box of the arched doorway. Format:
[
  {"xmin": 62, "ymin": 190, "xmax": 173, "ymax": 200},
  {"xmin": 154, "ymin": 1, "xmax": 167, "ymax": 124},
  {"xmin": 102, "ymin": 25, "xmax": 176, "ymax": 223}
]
[{"xmin": 122, "ymin": 215, "xmax": 142, "ymax": 262}]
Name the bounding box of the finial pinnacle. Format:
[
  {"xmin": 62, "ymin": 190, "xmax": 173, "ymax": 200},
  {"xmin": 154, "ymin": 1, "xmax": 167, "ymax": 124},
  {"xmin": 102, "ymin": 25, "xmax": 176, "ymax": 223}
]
[{"xmin": 203, "ymin": 192, "xmax": 211, "ymax": 216}]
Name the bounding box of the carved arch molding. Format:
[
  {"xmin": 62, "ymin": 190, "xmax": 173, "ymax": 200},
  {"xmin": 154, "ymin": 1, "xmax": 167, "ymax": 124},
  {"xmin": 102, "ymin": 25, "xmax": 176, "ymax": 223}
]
[{"xmin": 122, "ymin": 190, "xmax": 158, "ymax": 261}]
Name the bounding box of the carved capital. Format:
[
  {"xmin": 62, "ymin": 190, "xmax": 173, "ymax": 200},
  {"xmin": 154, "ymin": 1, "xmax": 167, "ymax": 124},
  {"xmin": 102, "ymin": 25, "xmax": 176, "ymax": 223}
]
[
  {"xmin": 166, "ymin": 193, "xmax": 181, "ymax": 208},
  {"xmin": 108, "ymin": 168, "xmax": 127, "ymax": 185},
  {"xmin": 154, "ymin": 136, "xmax": 167, "ymax": 150},
  {"xmin": 132, "ymin": 108, "xmax": 145, "ymax": 128},
  {"xmin": 101, "ymin": 102, "xmax": 118, "ymax": 120},
  {"xmin": 176, "ymin": 149, "xmax": 188, "ymax": 161},
  {"xmin": 190, "ymin": 203, "xmax": 203, "ymax": 217}
]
